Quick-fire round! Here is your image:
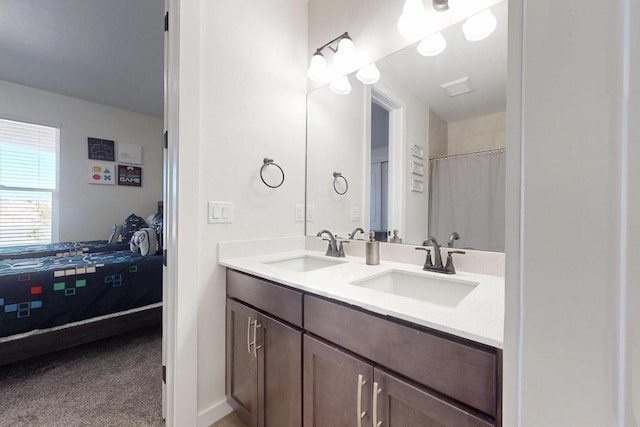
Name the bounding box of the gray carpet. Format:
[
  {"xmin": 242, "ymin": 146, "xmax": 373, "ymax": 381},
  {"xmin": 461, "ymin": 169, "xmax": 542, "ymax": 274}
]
[{"xmin": 0, "ymin": 325, "xmax": 164, "ymax": 426}]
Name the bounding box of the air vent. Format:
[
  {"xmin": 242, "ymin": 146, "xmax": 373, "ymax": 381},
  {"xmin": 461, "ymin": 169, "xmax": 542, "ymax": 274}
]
[{"xmin": 440, "ymin": 77, "xmax": 474, "ymax": 97}]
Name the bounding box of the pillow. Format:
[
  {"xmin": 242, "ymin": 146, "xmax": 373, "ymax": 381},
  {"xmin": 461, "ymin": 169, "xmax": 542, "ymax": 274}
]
[
  {"xmin": 120, "ymin": 213, "xmax": 148, "ymax": 242},
  {"xmin": 148, "ymin": 213, "xmax": 163, "ymax": 233},
  {"xmin": 130, "ymin": 228, "xmax": 159, "ymax": 256},
  {"xmin": 108, "ymin": 224, "xmax": 122, "ymax": 244}
]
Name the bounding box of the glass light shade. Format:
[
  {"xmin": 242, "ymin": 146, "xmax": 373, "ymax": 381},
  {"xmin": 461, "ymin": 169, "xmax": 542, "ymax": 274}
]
[
  {"xmin": 397, "ymin": 0, "xmax": 427, "ymax": 39},
  {"xmin": 356, "ymin": 63, "xmax": 381, "ymax": 85},
  {"xmin": 334, "ymin": 37, "xmax": 358, "ymax": 72},
  {"xmin": 307, "ymin": 53, "xmax": 329, "ymax": 82},
  {"xmin": 417, "ymin": 32, "xmax": 447, "ymax": 56},
  {"xmin": 329, "ymin": 76, "xmax": 352, "ymax": 95},
  {"xmin": 462, "ymin": 9, "xmax": 497, "ymax": 41}
]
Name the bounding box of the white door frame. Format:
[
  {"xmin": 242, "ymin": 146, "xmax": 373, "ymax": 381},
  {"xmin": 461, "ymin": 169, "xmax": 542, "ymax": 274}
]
[{"xmin": 370, "ymin": 86, "xmax": 406, "ymax": 239}]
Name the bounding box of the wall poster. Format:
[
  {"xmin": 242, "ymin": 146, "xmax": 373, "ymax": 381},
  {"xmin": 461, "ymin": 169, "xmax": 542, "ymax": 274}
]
[
  {"xmin": 117, "ymin": 165, "xmax": 142, "ymax": 187},
  {"xmin": 117, "ymin": 143, "xmax": 143, "ymax": 165},
  {"xmin": 88, "ymin": 137, "xmax": 115, "ymax": 161},
  {"xmin": 89, "ymin": 162, "xmax": 115, "ymax": 185}
]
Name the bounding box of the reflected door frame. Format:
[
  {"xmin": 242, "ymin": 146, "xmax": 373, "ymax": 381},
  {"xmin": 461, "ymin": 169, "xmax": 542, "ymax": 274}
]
[{"xmin": 365, "ymin": 86, "xmax": 406, "ymax": 240}]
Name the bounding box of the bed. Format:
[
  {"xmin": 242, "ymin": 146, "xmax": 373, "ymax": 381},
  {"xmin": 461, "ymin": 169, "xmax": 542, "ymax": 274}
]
[
  {"xmin": 0, "ymin": 240, "xmax": 130, "ymax": 260},
  {"xmin": 0, "ymin": 245, "xmax": 162, "ymax": 365}
]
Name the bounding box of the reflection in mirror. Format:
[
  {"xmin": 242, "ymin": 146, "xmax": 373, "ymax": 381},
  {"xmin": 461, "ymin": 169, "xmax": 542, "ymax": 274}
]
[{"xmin": 306, "ymin": 1, "xmax": 507, "ymax": 252}]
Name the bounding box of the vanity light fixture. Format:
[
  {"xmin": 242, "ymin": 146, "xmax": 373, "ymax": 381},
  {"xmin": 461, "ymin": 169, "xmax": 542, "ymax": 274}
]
[
  {"xmin": 356, "ymin": 63, "xmax": 381, "ymax": 85},
  {"xmin": 462, "ymin": 8, "xmax": 497, "ymax": 41},
  {"xmin": 307, "ymin": 32, "xmax": 358, "ymax": 83},
  {"xmin": 397, "ymin": 0, "xmax": 427, "ymax": 39},
  {"xmin": 329, "ymin": 76, "xmax": 352, "ymax": 95},
  {"xmin": 417, "ymin": 32, "xmax": 447, "ymax": 56}
]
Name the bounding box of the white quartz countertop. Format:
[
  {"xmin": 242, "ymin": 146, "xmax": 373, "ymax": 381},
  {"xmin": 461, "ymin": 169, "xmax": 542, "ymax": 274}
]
[{"xmin": 219, "ymin": 248, "xmax": 504, "ymax": 349}]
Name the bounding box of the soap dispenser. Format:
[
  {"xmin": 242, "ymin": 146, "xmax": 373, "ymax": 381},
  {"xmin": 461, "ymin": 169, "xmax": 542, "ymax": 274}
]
[
  {"xmin": 390, "ymin": 229, "xmax": 402, "ymax": 244},
  {"xmin": 365, "ymin": 231, "xmax": 380, "ymax": 265}
]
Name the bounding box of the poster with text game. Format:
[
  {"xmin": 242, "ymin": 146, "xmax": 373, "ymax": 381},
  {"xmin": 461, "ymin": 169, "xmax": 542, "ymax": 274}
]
[{"xmin": 117, "ymin": 165, "xmax": 142, "ymax": 187}]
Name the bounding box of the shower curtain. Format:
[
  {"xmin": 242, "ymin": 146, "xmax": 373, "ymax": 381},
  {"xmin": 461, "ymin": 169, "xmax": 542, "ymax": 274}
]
[{"xmin": 428, "ymin": 150, "xmax": 506, "ymax": 252}]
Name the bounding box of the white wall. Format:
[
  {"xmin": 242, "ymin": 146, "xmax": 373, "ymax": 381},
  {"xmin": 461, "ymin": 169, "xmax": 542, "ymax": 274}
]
[
  {"xmin": 428, "ymin": 109, "xmax": 448, "ymax": 158},
  {"xmin": 505, "ymin": 0, "xmax": 639, "ymax": 425},
  {"xmin": 0, "ymin": 80, "xmax": 163, "ymax": 242},
  {"xmin": 193, "ymin": 0, "xmax": 308, "ymax": 421}
]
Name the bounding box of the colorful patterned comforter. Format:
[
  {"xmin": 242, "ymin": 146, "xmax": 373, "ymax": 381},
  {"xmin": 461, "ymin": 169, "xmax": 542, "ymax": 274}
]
[{"xmin": 0, "ymin": 250, "xmax": 162, "ymax": 338}]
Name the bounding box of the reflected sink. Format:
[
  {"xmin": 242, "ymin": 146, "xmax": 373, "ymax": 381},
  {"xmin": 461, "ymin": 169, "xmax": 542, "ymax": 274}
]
[
  {"xmin": 264, "ymin": 255, "xmax": 346, "ymax": 273},
  {"xmin": 351, "ymin": 270, "xmax": 478, "ymax": 307}
]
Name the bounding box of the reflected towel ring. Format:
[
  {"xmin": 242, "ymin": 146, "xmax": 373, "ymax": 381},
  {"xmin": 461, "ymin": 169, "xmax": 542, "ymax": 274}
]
[
  {"xmin": 260, "ymin": 158, "xmax": 285, "ymax": 188},
  {"xmin": 333, "ymin": 172, "xmax": 348, "ymax": 195}
]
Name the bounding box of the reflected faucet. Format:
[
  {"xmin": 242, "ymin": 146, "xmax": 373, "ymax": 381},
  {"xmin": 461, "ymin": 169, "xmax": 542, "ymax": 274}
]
[
  {"xmin": 316, "ymin": 229, "xmax": 346, "ymax": 257},
  {"xmin": 448, "ymin": 232, "xmax": 460, "ymax": 248},
  {"xmin": 348, "ymin": 227, "xmax": 366, "ymax": 239},
  {"xmin": 422, "ymin": 236, "xmax": 443, "ymax": 268}
]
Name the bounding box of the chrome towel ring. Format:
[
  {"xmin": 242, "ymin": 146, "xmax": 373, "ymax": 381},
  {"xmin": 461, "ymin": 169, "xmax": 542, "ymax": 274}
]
[
  {"xmin": 333, "ymin": 172, "xmax": 348, "ymax": 195},
  {"xmin": 260, "ymin": 158, "xmax": 285, "ymax": 188}
]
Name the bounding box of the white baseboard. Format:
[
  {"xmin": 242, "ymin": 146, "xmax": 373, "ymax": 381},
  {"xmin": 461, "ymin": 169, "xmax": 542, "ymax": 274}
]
[{"xmin": 197, "ymin": 399, "xmax": 233, "ymax": 427}]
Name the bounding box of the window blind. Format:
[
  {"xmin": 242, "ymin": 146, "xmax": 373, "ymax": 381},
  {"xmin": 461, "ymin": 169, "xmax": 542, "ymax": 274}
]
[{"xmin": 0, "ymin": 118, "xmax": 58, "ymax": 247}]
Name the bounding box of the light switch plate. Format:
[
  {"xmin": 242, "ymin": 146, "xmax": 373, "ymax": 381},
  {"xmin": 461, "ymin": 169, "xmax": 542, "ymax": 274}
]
[
  {"xmin": 351, "ymin": 207, "xmax": 361, "ymax": 221},
  {"xmin": 295, "ymin": 204, "xmax": 304, "ymax": 222},
  {"xmin": 306, "ymin": 204, "xmax": 315, "ymax": 221},
  {"xmin": 208, "ymin": 201, "xmax": 233, "ymax": 224}
]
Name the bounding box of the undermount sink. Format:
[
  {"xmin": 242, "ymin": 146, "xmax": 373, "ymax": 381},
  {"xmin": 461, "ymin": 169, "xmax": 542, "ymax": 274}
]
[
  {"xmin": 264, "ymin": 255, "xmax": 346, "ymax": 273},
  {"xmin": 351, "ymin": 270, "xmax": 478, "ymax": 307}
]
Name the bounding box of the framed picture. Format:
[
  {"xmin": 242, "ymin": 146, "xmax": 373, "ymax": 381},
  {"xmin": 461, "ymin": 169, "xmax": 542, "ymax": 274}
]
[
  {"xmin": 117, "ymin": 165, "xmax": 142, "ymax": 187},
  {"xmin": 411, "ymin": 144, "xmax": 424, "ymax": 159},
  {"xmin": 88, "ymin": 162, "xmax": 115, "ymax": 185},
  {"xmin": 410, "ymin": 161, "xmax": 424, "ymax": 176},
  {"xmin": 118, "ymin": 143, "xmax": 143, "ymax": 165},
  {"xmin": 411, "ymin": 179, "xmax": 424, "ymax": 193},
  {"xmin": 88, "ymin": 138, "xmax": 115, "ymax": 161}
]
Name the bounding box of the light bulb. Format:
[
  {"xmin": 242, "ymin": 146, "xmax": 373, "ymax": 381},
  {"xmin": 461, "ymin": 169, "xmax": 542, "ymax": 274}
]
[
  {"xmin": 417, "ymin": 32, "xmax": 447, "ymax": 56},
  {"xmin": 462, "ymin": 9, "xmax": 497, "ymax": 41},
  {"xmin": 334, "ymin": 37, "xmax": 358, "ymax": 73},
  {"xmin": 397, "ymin": 0, "xmax": 427, "ymax": 39},
  {"xmin": 356, "ymin": 63, "xmax": 381, "ymax": 85},
  {"xmin": 330, "ymin": 76, "xmax": 352, "ymax": 95},
  {"xmin": 307, "ymin": 52, "xmax": 329, "ymax": 83}
]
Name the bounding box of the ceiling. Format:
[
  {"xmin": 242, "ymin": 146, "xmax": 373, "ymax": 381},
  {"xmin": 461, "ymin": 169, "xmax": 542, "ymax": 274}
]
[
  {"xmin": 0, "ymin": 0, "xmax": 165, "ymax": 118},
  {"xmin": 377, "ymin": 1, "xmax": 507, "ymax": 122}
]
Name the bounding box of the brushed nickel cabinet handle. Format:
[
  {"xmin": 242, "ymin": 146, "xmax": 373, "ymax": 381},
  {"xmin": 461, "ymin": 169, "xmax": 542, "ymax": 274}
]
[
  {"xmin": 373, "ymin": 381, "xmax": 382, "ymax": 427},
  {"xmin": 246, "ymin": 316, "xmax": 253, "ymax": 354},
  {"xmin": 357, "ymin": 374, "xmax": 367, "ymax": 427},
  {"xmin": 252, "ymin": 321, "xmax": 262, "ymax": 358}
]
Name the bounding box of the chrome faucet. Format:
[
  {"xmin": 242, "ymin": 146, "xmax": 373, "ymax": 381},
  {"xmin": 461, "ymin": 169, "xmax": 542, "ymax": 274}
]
[
  {"xmin": 422, "ymin": 236, "xmax": 443, "ymax": 268},
  {"xmin": 316, "ymin": 229, "xmax": 347, "ymax": 257},
  {"xmin": 448, "ymin": 232, "xmax": 460, "ymax": 248},
  {"xmin": 348, "ymin": 227, "xmax": 366, "ymax": 239},
  {"xmin": 416, "ymin": 237, "xmax": 466, "ymax": 274}
]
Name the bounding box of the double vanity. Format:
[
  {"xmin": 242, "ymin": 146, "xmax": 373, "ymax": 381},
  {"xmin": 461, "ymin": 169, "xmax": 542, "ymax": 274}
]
[{"xmin": 219, "ymin": 236, "xmax": 504, "ymax": 427}]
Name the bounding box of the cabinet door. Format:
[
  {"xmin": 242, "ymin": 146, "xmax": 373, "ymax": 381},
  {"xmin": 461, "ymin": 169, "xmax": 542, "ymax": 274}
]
[
  {"xmin": 226, "ymin": 298, "xmax": 259, "ymax": 427},
  {"xmin": 303, "ymin": 334, "xmax": 373, "ymax": 427},
  {"xmin": 257, "ymin": 312, "xmax": 302, "ymax": 427},
  {"xmin": 373, "ymin": 368, "xmax": 494, "ymax": 427}
]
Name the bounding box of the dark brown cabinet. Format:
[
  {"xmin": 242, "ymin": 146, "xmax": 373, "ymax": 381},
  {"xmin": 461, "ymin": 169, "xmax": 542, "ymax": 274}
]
[
  {"xmin": 226, "ymin": 269, "xmax": 501, "ymax": 427},
  {"xmin": 303, "ymin": 335, "xmax": 373, "ymax": 427},
  {"xmin": 226, "ymin": 298, "xmax": 302, "ymax": 427},
  {"xmin": 303, "ymin": 334, "xmax": 493, "ymax": 427}
]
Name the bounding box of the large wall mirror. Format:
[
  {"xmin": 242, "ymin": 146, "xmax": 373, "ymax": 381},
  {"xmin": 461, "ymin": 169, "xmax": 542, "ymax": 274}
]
[{"xmin": 306, "ymin": 0, "xmax": 507, "ymax": 252}]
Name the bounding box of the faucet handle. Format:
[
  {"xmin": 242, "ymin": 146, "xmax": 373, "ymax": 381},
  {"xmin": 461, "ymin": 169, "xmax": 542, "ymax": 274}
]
[
  {"xmin": 445, "ymin": 250, "xmax": 466, "ymax": 274},
  {"xmin": 415, "ymin": 247, "xmax": 433, "ymax": 268},
  {"xmin": 337, "ymin": 240, "xmax": 349, "ymax": 257}
]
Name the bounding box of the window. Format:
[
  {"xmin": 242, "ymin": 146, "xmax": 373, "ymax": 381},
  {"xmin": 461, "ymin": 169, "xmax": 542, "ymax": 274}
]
[{"xmin": 0, "ymin": 118, "xmax": 59, "ymax": 247}]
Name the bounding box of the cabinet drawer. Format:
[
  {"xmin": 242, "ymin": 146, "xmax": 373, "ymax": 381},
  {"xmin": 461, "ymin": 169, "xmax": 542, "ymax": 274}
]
[
  {"xmin": 227, "ymin": 269, "xmax": 303, "ymax": 327},
  {"xmin": 304, "ymin": 295, "xmax": 497, "ymax": 417}
]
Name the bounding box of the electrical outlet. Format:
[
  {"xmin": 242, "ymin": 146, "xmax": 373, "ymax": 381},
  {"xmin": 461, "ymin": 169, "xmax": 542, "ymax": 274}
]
[
  {"xmin": 306, "ymin": 204, "xmax": 315, "ymax": 221},
  {"xmin": 295, "ymin": 204, "xmax": 304, "ymax": 222}
]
